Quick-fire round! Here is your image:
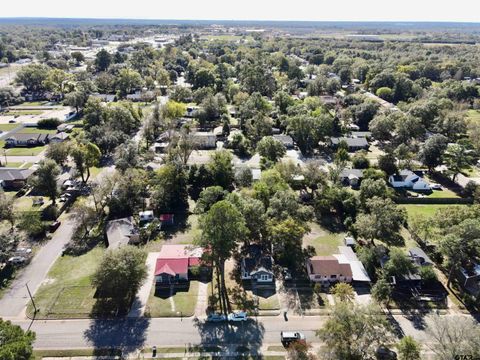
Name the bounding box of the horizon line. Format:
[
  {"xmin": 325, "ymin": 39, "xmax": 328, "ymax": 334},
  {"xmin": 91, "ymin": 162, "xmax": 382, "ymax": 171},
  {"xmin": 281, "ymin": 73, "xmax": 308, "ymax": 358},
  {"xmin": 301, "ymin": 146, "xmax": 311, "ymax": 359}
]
[{"xmin": 0, "ymin": 17, "xmax": 479, "ymax": 25}]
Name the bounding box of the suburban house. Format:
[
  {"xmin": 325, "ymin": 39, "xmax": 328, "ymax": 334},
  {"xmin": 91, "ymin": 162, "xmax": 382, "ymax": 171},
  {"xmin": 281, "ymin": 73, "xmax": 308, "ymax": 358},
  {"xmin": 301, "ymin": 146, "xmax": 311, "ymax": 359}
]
[
  {"xmin": 330, "ymin": 136, "xmax": 369, "ymax": 152},
  {"xmin": 193, "ymin": 132, "xmax": 217, "ymax": 149},
  {"xmin": 306, "ymin": 246, "xmax": 371, "ymax": 286},
  {"xmin": 408, "ymin": 247, "xmax": 433, "ymax": 267},
  {"xmin": 90, "ymin": 93, "xmax": 116, "ymax": 102},
  {"xmin": 388, "ymin": 170, "xmax": 431, "ymax": 191},
  {"xmin": 0, "ymin": 168, "xmax": 34, "ymax": 190},
  {"xmin": 306, "ymin": 256, "xmax": 353, "ymax": 285},
  {"xmin": 126, "ymin": 90, "xmax": 156, "ymax": 102},
  {"xmin": 273, "ymin": 134, "xmax": 295, "ymax": 149},
  {"xmin": 5, "ymin": 133, "xmax": 50, "ymax": 147},
  {"xmin": 105, "ymin": 217, "xmax": 140, "ymax": 249},
  {"xmin": 57, "ymin": 124, "xmax": 75, "ymax": 133},
  {"xmin": 339, "ymin": 168, "xmax": 364, "ymax": 188},
  {"xmin": 457, "ymin": 262, "xmax": 480, "ymax": 298},
  {"xmin": 154, "ymin": 245, "xmax": 205, "ymax": 287},
  {"xmin": 49, "ymin": 132, "xmax": 70, "ymax": 143},
  {"xmin": 241, "ymin": 245, "xmax": 275, "ymax": 286}
]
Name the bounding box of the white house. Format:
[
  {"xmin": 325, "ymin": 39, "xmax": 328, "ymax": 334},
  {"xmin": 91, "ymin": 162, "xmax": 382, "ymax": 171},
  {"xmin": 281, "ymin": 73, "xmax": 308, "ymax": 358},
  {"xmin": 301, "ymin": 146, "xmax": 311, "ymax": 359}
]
[{"xmin": 388, "ymin": 170, "xmax": 431, "ymax": 191}]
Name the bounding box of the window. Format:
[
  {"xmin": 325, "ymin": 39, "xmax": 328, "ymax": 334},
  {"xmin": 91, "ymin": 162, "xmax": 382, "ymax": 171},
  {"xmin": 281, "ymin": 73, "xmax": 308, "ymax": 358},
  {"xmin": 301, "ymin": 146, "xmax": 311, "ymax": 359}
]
[
  {"xmin": 260, "ymin": 274, "xmax": 270, "ymax": 281},
  {"xmin": 331, "ymin": 275, "xmax": 337, "ymax": 279}
]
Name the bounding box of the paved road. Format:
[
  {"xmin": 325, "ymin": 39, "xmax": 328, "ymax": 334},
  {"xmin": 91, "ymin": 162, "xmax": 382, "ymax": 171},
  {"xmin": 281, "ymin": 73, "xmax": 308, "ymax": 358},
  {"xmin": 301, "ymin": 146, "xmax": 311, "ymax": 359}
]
[
  {"xmin": 13, "ymin": 312, "xmax": 460, "ymax": 351},
  {"xmin": 0, "ymin": 219, "xmax": 76, "ymax": 318}
]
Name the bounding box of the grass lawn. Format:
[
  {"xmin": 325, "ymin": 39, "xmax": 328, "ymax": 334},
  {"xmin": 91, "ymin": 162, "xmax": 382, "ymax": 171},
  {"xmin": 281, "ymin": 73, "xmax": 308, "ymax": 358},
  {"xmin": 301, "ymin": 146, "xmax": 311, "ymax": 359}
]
[
  {"xmin": 145, "ymin": 281, "xmax": 199, "ymax": 317},
  {"xmin": 0, "ymin": 124, "xmax": 21, "ymax": 132},
  {"xmin": 21, "ymin": 101, "xmax": 46, "ymax": 106},
  {"xmin": 256, "ymin": 292, "xmax": 280, "ymax": 311},
  {"xmin": 13, "ymin": 196, "xmax": 49, "ymax": 213},
  {"xmin": 89, "ymin": 166, "xmax": 104, "ymax": 179},
  {"xmin": 17, "ymin": 127, "xmax": 57, "ymax": 134},
  {"xmin": 27, "ymin": 247, "xmax": 104, "ymax": 319},
  {"xmin": 4, "ymin": 110, "xmax": 43, "ymax": 116},
  {"xmin": 425, "ymin": 188, "xmax": 460, "ymax": 198},
  {"xmin": 2, "ymin": 162, "xmax": 25, "ymax": 168},
  {"xmin": 401, "ymin": 204, "xmax": 463, "ymax": 220},
  {"xmin": 5, "ymin": 146, "xmax": 45, "ymax": 156},
  {"xmin": 33, "ymin": 348, "xmax": 121, "ymax": 360},
  {"xmin": 467, "ymin": 109, "xmax": 480, "ymax": 124},
  {"xmin": 303, "ymin": 222, "xmax": 345, "ymax": 256}
]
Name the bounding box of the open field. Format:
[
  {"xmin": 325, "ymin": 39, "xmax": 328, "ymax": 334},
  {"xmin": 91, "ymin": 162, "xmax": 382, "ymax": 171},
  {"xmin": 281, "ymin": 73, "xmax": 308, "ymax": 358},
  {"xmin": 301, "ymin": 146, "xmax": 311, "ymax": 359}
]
[
  {"xmin": 5, "ymin": 145, "xmax": 45, "ymax": 156},
  {"xmin": 27, "ymin": 247, "xmax": 104, "ymax": 319},
  {"xmin": 303, "ymin": 222, "xmax": 345, "ymax": 256},
  {"xmin": 0, "ymin": 123, "xmax": 21, "ymax": 132},
  {"xmin": 467, "ymin": 109, "xmax": 480, "ymax": 124},
  {"xmin": 401, "ymin": 204, "xmax": 463, "ymax": 219},
  {"xmin": 145, "ymin": 280, "xmax": 199, "ymax": 317},
  {"xmin": 17, "ymin": 127, "xmax": 57, "ymax": 134}
]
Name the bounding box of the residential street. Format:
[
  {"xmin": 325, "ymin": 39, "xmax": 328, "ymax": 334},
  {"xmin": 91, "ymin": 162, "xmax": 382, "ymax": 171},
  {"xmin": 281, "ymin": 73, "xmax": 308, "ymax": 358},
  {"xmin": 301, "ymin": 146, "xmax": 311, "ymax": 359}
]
[
  {"xmin": 0, "ymin": 218, "xmax": 76, "ymax": 318},
  {"xmin": 12, "ymin": 312, "xmax": 451, "ymax": 351}
]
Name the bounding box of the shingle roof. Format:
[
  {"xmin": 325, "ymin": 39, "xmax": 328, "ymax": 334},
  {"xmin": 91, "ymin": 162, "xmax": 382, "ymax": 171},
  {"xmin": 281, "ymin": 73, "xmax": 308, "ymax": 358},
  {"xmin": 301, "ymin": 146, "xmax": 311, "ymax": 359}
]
[
  {"xmin": 308, "ymin": 256, "xmax": 353, "ymax": 277},
  {"xmin": 331, "ymin": 137, "xmax": 368, "ymax": 148},
  {"xmin": 0, "ymin": 168, "xmax": 34, "ymax": 181}
]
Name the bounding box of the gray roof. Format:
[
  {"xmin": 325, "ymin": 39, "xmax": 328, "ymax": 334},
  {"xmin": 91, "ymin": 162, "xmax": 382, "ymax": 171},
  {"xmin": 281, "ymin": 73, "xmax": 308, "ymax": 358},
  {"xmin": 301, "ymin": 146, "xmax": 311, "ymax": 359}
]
[
  {"xmin": 409, "ymin": 247, "xmax": 433, "ymax": 266},
  {"xmin": 6, "ymin": 133, "xmax": 49, "ymax": 142},
  {"xmin": 331, "ymin": 137, "xmax": 368, "ymax": 148},
  {"xmin": 105, "ymin": 217, "xmax": 138, "ymax": 249},
  {"xmin": 0, "ymin": 168, "xmax": 34, "ymax": 181},
  {"xmin": 339, "ymin": 169, "xmax": 364, "ymax": 179},
  {"xmin": 273, "ymin": 134, "xmax": 294, "ymax": 147}
]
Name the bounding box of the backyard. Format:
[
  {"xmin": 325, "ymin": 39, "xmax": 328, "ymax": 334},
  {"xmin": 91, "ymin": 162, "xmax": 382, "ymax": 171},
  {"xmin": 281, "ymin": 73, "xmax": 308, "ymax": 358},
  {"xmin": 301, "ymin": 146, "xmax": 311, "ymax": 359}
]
[
  {"xmin": 303, "ymin": 222, "xmax": 345, "ymax": 256},
  {"xmin": 27, "ymin": 246, "xmax": 104, "ymax": 319}
]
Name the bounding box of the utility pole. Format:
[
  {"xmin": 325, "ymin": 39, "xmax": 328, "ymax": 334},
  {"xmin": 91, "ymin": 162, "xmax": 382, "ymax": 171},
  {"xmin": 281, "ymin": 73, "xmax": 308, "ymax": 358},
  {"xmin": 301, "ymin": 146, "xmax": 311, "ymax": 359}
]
[{"xmin": 26, "ymin": 283, "xmax": 38, "ymax": 314}]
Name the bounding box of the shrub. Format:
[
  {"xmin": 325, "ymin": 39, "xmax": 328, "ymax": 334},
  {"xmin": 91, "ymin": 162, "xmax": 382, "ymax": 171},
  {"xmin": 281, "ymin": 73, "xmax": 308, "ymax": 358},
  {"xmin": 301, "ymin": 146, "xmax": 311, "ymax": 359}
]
[{"xmin": 37, "ymin": 118, "xmax": 61, "ymax": 129}]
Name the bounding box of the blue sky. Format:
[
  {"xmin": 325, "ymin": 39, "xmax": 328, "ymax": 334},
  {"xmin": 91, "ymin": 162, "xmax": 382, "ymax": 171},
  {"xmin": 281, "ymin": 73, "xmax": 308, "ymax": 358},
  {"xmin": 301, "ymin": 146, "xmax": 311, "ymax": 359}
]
[{"xmin": 2, "ymin": 0, "xmax": 480, "ymax": 22}]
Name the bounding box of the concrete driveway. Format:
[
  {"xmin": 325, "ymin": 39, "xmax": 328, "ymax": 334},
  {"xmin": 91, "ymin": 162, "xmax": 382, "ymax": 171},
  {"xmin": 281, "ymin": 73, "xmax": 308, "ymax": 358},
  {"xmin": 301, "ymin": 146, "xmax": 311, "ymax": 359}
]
[
  {"xmin": 128, "ymin": 252, "xmax": 160, "ymax": 318},
  {"xmin": 0, "ymin": 218, "xmax": 76, "ymax": 318}
]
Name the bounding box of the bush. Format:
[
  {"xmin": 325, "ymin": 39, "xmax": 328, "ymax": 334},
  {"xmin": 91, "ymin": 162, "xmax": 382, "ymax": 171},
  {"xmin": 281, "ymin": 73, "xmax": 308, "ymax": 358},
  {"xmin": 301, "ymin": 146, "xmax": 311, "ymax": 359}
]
[
  {"xmin": 17, "ymin": 212, "xmax": 47, "ymax": 238},
  {"xmin": 37, "ymin": 118, "xmax": 61, "ymax": 129}
]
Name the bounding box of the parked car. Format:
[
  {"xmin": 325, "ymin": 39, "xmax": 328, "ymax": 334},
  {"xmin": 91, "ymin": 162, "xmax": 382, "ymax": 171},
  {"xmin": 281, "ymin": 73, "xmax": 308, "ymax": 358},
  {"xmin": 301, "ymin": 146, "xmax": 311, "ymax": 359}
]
[
  {"xmin": 281, "ymin": 331, "xmax": 306, "ymax": 347},
  {"xmin": 8, "ymin": 256, "xmax": 27, "ymax": 265},
  {"xmin": 15, "ymin": 247, "xmax": 32, "ymax": 256},
  {"xmin": 430, "ymin": 183, "xmax": 442, "ymax": 190},
  {"xmin": 8, "ymin": 119, "xmax": 16, "ymax": 123},
  {"xmin": 228, "ymin": 311, "xmax": 248, "ymax": 322},
  {"xmin": 206, "ymin": 313, "xmax": 227, "ymax": 323},
  {"xmin": 49, "ymin": 221, "xmax": 61, "ymax": 232}
]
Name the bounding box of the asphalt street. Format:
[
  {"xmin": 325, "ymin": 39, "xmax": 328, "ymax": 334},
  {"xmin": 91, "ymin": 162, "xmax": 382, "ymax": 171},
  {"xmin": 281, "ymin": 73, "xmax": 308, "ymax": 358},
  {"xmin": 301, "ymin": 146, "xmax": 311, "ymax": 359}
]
[{"xmin": 0, "ymin": 219, "xmax": 75, "ymax": 317}]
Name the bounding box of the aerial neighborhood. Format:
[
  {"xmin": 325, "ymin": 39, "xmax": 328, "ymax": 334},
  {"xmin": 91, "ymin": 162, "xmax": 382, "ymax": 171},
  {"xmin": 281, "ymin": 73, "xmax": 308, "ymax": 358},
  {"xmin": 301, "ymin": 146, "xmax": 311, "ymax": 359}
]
[{"xmin": 0, "ymin": 13, "xmax": 480, "ymax": 360}]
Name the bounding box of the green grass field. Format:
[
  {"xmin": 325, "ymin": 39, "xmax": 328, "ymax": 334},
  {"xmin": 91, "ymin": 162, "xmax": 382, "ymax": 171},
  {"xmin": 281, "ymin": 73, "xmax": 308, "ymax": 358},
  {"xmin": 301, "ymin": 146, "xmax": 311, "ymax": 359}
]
[
  {"xmin": 17, "ymin": 127, "xmax": 57, "ymax": 134},
  {"xmin": 5, "ymin": 146, "xmax": 45, "ymax": 156},
  {"xmin": 467, "ymin": 109, "xmax": 480, "ymax": 124},
  {"xmin": 145, "ymin": 281, "xmax": 199, "ymax": 317},
  {"xmin": 27, "ymin": 247, "xmax": 104, "ymax": 319},
  {"xmin": 425, "ymin": 188, "xmax": 460, "ymax": 198},
  {"xmin": 4, "ymin": 110, "xmax": 44, "ymax": 116},
  {"xmin": 0, "ymin": 124, "xmax": 21, "ymax": 132},
  {"xmin": 303, "ymin": 222, "xmax": 345, "ymax": 256},
  {"xmin": 401, "ymin": 204, "xmax": 463, "ymax": 219}
]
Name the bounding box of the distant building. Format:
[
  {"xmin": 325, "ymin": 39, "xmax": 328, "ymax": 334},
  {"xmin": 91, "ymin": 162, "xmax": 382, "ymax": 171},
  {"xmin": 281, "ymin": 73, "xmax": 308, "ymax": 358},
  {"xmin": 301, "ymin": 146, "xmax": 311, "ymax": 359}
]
[
  {"xmin": 330, "ymin": 137, "xmax": 369, "ymax": 152},
  {"xmin": 273, "ymin": 134, "xmax": 294, "ymax": 149},
  {"xmin": 5, "ymin": 133, "xmax": 50, "ymax": 147},
  {"xmin": 0, "ymin": 168, "xmax": 34, "ymax": 190},
  {"xmin": 193, "ymin": 132, "xmax": 217, "ymax": 149},
  {"xmin": 50, "ymin": 132, "xmax": 70, "ymax": 143}
]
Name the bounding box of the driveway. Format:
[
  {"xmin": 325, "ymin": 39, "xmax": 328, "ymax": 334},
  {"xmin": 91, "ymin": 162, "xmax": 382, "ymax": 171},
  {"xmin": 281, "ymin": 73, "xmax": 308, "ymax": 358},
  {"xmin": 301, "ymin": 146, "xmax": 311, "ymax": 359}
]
[
  {"xmin": 0, "ymin": 218, "xmax": 76, "ymax": 318},
  {"xmin": 128, "ymin": 252, "xmax": 160, "ymax": 318}
]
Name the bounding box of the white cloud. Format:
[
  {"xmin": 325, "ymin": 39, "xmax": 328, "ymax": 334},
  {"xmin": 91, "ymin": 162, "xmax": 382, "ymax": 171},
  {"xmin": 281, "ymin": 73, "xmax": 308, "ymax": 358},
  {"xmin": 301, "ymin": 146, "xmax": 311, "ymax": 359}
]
[{"xmin": 1, "ymin": 0, "xmax": 479, "ymax": 22}]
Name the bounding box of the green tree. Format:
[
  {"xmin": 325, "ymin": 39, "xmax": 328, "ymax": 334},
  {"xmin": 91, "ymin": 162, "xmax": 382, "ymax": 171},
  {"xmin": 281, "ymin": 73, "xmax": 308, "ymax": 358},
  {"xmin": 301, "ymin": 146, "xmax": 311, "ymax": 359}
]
[
  {"xmin": 330, "ymin": 282, "xmax": 355, "ymax": 303},
  {"xmin": 419, "ymin": 134, "xmax": 448, "ymax": 172},
  {"xmin": 268, "ymin": 217, "xmax": 308, "ymax": 270},
  {"xmin": 371, "ymin": 278, "xmax": 393, "ymax": 308},
  {"xmin": 29, "ymin": 159, "xmax": 60, "ymax": 205},
  {"xmin": 71, "ymin": 142, "xmax": 101, "ymax": 184},
  {"xmin": 207, "ymin": 150, "xmax": 234, "ymax": 190},
  {"xmin": 15, "ymin": 64, "xmax": 49, "ymax": 93},
  {"xmin": 0, "ymin": 318, "xmax": 35, "ymax": 360},
  {"xmin": 396, "ymin": 336, "xmax": 421, "ymax": 360},
  {"xmin": 444, "ymin": 143, "xmax": 472, "ymax": 182},
  {"xmin": 46, "ymin": 142, "xmax": 70, "ymax": 167},
  {"xmin": 115, "ymin": 68, "xmax": 144, "ymax": 97},
  {"xmin": 257, "ymin": 136, "xmax": 286, "ymax": 169},
  {"xmin": 17, "ymin": 212, "xmax": 46, "ymax": 238},
  {"xmin": 316, "ymin": 302, "xmax": 392, "ymax": 360},
  {"xmin": 92, "ymin": 246, "xmax": 147, "ymax": 311},
  {"xmin": 151, "ymin": 163, "xmax": 188, "ymax": 213},
  {"xmin": 95, "ymin": 49, "xmax": 112, "ymax": 72},
  {"xmin": 194, "ymin": 186, "xmax": 227, "ymax": 214},
  {"xmin": 198, "ymin": 200, "xmax": 247, "ymax": 315}
]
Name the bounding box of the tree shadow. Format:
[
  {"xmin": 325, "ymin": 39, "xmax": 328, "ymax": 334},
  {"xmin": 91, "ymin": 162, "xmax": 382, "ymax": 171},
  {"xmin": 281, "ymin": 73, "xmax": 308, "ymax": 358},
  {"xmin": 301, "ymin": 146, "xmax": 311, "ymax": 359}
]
[
  {"xmin": 192, "ymin": 317, "xmax": 265, "ymax": 355},
  {"xmin": 83, "ymin": 317, "xmax": 150, "ymax": 356},
  {"xmin": 161, "ymin": 212, "xmax": 190, "ymax": 240}
]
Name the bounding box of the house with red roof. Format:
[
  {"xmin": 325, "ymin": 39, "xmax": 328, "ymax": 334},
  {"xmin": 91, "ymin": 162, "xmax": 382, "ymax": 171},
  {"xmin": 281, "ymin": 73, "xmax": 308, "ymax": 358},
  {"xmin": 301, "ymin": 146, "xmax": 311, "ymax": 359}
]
[{"xmin": 154, "ymin": 244, "xmax": 204, "ymax": 287}]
